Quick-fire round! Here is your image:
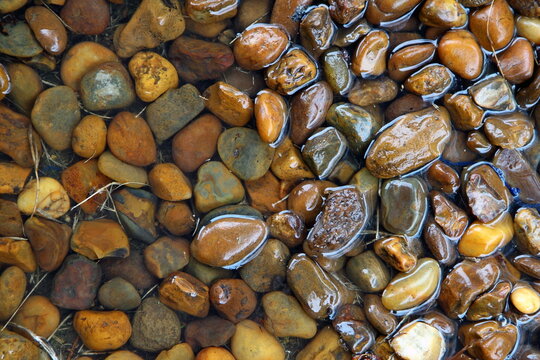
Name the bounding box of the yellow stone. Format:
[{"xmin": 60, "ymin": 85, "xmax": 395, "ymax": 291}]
[
  {"xmin": 0, "ymin": 238, "xmax": 37, "ymax": 272},
  {"xmin": 73, "ymin": 310, "xmax": 132, "ymax": 351},
  {"xmin": 510, "ymin": 284, "xmax": 540, "ymax": 314},
  {"xmin": 458, "ymin": 212, "xmax": 514, "ymax": 257},
  {"xmin": 128, "ymin": 51, "xmax": 179, "ymax": 102},
  {"xmin": 17, "ymin": 177, "xmax": 70, "ymax": 218},
  {"xmin": 71, "ymin": 219, "xmax": 130, "ymax": 260}
]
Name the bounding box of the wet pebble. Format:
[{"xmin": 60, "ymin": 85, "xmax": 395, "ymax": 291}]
[
  {"xmin": 388, "ymin": 42, "xmax": 436, "ymax": 82},
  {"xmin": 288, "ymin": 180, "xmax": 336, "ymax": 225},
  {"xmin": 255, "ymin": 89, "xmax": 288, "ymax": 144},
  {"xmin": 302, "ymin": 127, "xmax": 347, "ymax": 178},
  {"xmin": 300, "ymin": 5, "xmax": 336, "ymax": 58},
  {"xmin": 404, "ymin": 64, "xmax": 454, "ymax": 98},
  {"xmin": 469, "ymin": 75, "xmax": 516, "ymax": 112},
  {"xmin": 296, "ymin": 326, "xmax": 351, "ymax": 360},
  {"xmin": 98, "ymin": 151, "xmax": 148, "ymax": 188},
  {"xmin": 346, "ymin": 250, "xmax": 390, "ymax": 292},
  {"xmin": 431, "ymin": 191, "xmax": 468, "ymax": 238},
  {"xmin": 459, "ymin": 212, "xmax": 514, "ymax": 257},
  {"xmin": 98, "ymin": 277, "xmax": 141, "ymax": 311},
  {"xmin": 72, "ymin": 115, "xmax": 108, "ymax": 159},
  {"xmin": 157, "ymin": 201, "xmax": 196, "ymax": 236},
  {"xmin": 25, "ymin": 6, "xmax": 67, "ymax": 55},
  {"xmin": 144, "ymin": 236, "xmax": 190, "ymax": 279},
  {"xmin": 267, "ymin": 211, "xmax": 306, "ymax": 248},
  {"xmin": 101, "ymin": 250, "xmax": 157, "ymax": 291},
  {"xmin": 112, "ymin": 188, "xmax": 158, "ymax": 243},
  {"xmin": 0, "ymin": 329, "xmax": 40, "ymax": 359},
  {"xmin": 149, "ymin": 163, "xmax": 192, "ymax": 201},
  {"xmin": 427, "ymin": 161, "xmax": 461, "ymax": 194},
  {"xmin": 364, "ymin": 294, "xmax": 398, "ymax": 334},
  {"xmin": 240, "ymin": 239, "xmax": 290, "ymax": 292},
  {"xmin": 469, "ymin": 0, "xmax": 514, "ymax": 50},
  {"xmin": 265, "ymin": 47, "xmax": 319, "ymax": 95},
  {"xmin": 128, "ymin": 51, "xmax": 179, "ymax": 102},
  {"xmin": 459, "ymin": 320, "xmax": 517, "ymax": 360},
  {"xmin": 390, "ymin": 321, "xmax": 446, "ymax": 360},
  {"xmin": 443, "ymin": 93, "xmax": 484, "ymax": 130},
  {"xmin": 495, "ymin": 38, "xmax": 535, "ymax": 84},
  {"xmin": 466, "ymin": 281, "xmax": 511, "ymax": 320},
  {"xmin": 374, "ymin": 236, "xmax": 420, "ymax": 272},
  {"xmin": 514, "ymin": 208, "xmax": 540, "ymax": 256},
  {"xmin": 270, "ymin": 0, "xmax": 314, "ymax": 38},
  {"xmin": 158, "ymin": 271, "xmax": 210, "ymax": 317},
  {"xmin": 6, "ymin": 63, "xmax": 42, "ymax": 114},
  {"xmin": 234, "ymin": 24, "xmax": 290, "ymax": 70},
  {"xmin": 484, "ymin": 112, "xmax": 534, "ymax": 149},
  {"xmin": 245, "ymin": 171, "xmax": 289, "ymax": 215},
  {"xmin": 0, "ymin": 199, "xmax": 22, "ymax": 237},
  {"xmin": 194, "ymin": 161, "xmax": 244, "ymax": 213},
  {"xmin": 204, "ymin": 81, "xmax": 253, "ymax": 127}
]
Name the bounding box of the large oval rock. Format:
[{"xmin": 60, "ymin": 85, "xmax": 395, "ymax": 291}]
[
  {"xmin": 191, "ymin": 216, "xmax": 268, "ymax": 268},
  {"xmin": 25, "ymin": 6, "xmax": 68, "ymax": 55},
  {"xmin": 60, "ymin": 0, "xmax": 109, "ymax": 35},
  {"xmin": 218, "ymin": 127, "xmax": 275, "ymax": 181},
  {"xmin": 31, "ymin": 85, "xmax": 80, "ymax": 151},
  {"xmin": 366, "ymin": 106, "xmax": 452, "ymax": 178}
]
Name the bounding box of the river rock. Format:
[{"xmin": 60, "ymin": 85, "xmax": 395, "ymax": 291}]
[
  {"xmin": 0, "ymin": 266, "xmax": 26, "ymax": 321},
  {"xmin": 469, "ymin": 75, "xmax": 516, "ymax": 112},
  {"xmin": 0, "ymin": 330, "xmax": 40, "ymax": 359},
  {"xmin": 234, "ymin": 24, "xmax": 290, "ymax": 70},
  {"xmin": 231, "ymin": 320, "xmax": 285, "ymax": 360},
  {"xmin": 60, "ymin": 0, "xmax": 109, "ymax": 35},
  {"xmin": 458, "ymin": 212, "xmax": 514, "ymax": 257},
  {"xmin": 459, "ymin": 320, "xmax": 517, "ymax": 360},
  {"xmin": 391, "ymin": 321, "xmax": 446, "ymax": 360},
  {"xmin": 98, "ymin": 277, "xmax": 141, "ymax": 310},
  {"xmin": 6, "ymin": 63, "xmax": 42, "ymax": 115},
  {"xmin": 107, "ymin": 112, "xmax": 156, "ymax": 166},
  {"xmin": 97, "ymin": 151, "xmax": 148, "ymax": 188},
  {"xmin": 17, "ymin": 177, "xmax": 70, "ymax": 219},
  {"xmin": 0, "ymin": 21, "xmax": 42, "ymax": 58},
  {"xmin": 245, "ymin": 171, "xmax": 289, "ymax": 215},
  {"xmin": 101, "ymin": 250, "xmax": 157, "ymax": 291},
  {"xmin": 484, "ymin": 112, "xmax": 534, "ymax": 149},
  {"xmin": 71, "ymin": 219, "xmax": 129, "ymax": 260},
  {"xmin": 262, "ymin": 291, "xmax": 317, "ymax": 338},
  {"xmin": 493, "ymin": 149, "xmax": 540, "ymax": 205},
  {"xmin": 12, "ymin": 295, "xmax": 60, "ymax": 338},
  {"xmin": 302, "ymin": 127, "xmax": 347, "ymax": 179},
  {"xmin": 0, "ymin": 199, "xmax": 22, "ymax": 237},
  {"xmin": 204, "ymin": 82, "xmax": 253, "ymax": 127},
  {"xmin": 333, "ymin": 304, "xmax": 376, "ymax": 353},
  {"xmin": 185, "ymin": 316, "xmax": 235, "ymax": 350},
  {"xmin": 25, "ymin": 6, "xmax": 68, "ymax": 55},
  {"xmin": 128, "ymin": 51, "xmax": 178, "ymax": 102},
  {"xmin": 144, "ymin": 237, "xmax": 190, "ymax": 278},
  {"xmin": 514, "ymin": 208, "xmax": 540, "ymax": 256},
  {"xmin": 156, "ymin": 201, "xmax": 196, "ymax": 236},
  {"xmin": 346, "ymin": 250, "xmax": 390, "ymax": 292},
  {"xmin": 24, "ymin": 216, "xmax": 70, "ymax": 271},
  {"xmin": 0, "ymin": 104, "xmax": 40, "ymax": 167},
  {"xmin": 112, "ymin": 188, "xmax": 157, "ymax": 244},
  {"xmin": 288, "ymin": 180, "xmax": 336, "ymax": 225},
  {"xmin": 265, "ymin": 47, "xmax": 319, "ymax": 95},
  {"xmin": 158, "ymin": 271, "xmax": 210, "ymax": 317},
  {"xmin": 74, "ymin": 310, "xmax": 132, "ymax": 351},
  {"xmin": 210, "ymin": 279, "xmax": 257, "ymax": 323},
  {"xmin": 296, "ymin": 326, "xmax": 351, "ymax": 360},
  {"xmin": 194, "ymin": 161, "xmax": 244, "ymax": 213},
  {"xmin": 0, "ymin": 238, "xmax": 36, "ymax": 272}
]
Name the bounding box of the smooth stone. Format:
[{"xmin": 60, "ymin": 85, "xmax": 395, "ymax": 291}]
[
  {"xmin": 71, "ymin": 115, "xmax": 107, "ymax": 159},
  {"xmin": 204, "ymin": 81, "xmax": 253, "ymax": 127},
  {"xmin": 25, "ymin": 6, "xmax": 68, "ymax": 55},
  {"xmin": 157, "ymin": 201, "xmax": 196, "ymax": 236},
  {"xmin": 114, "ymin": 0, "xmax": 185, "ymax": 58},
  {"xmin": 404, "ymin": 64, "xmax": 454, "ymax": 98},
  {"xmin": 306, "ymin": 186, "xmax": 369, "ymax": 257},
  {"xmin": 270, "ymin": 0, "xmax": 314, "ymax": 37},
  {"xmin": 444, "ymin": 93, "xmax": 485, "ymax": 131},
  {"xmin": 0, "ymin": 238, "xmax": 36, "ymax": 272},
  {"xmin": 192, "ymin": 216, "xmax": 268, "ymax": 268},
  {"xmin": 464, "ymin": 164, "xmax": 512, "ymax": 223},
  {"xmin": 185, "ymin": 257, "xmax": 233, "ymax": 286},
  {"xmin": 199, "ymin": 205, "xmax": 263, "ymax": 227},
  {"xmin": 0, "ymin": 21, "xmax": 42, "ymax": 57},
  {"xmin": 287, "ymin": 180, "xmax": 336, "ymax": 226},
  {"xmin": 172, "ymin": 114, "xmax": 222, "ymax": 172},
  {"xmin": 98, "ymin": 277, "xmax": 141, "ymax": 310},
  {"xmin": 128, "ymin": 51, "xmax": 178, "ymax": 102},
  {"xmin": 366, "ymin": 106, "xmax": 452, "ymax": 178},
  {"xmin": 438, "ymin": 29, "xmax": 483, "ymax": 80},
  {"xmin": 210, "ymin": 279, "xmax": 257, "ymax": 323},
  {"xmin": 468, "ymin": 131, "xmax": 495, "ymax": 157},
  {"xmin": 74, "ymin": 310, "xmax": 132, "ymax": 351},
  {"xmin": 516, "ymin": 67, "xmax": 540, "ymax": 108},
  {"xmin": 148, "ymin": 163, "xmax": 192, "ymax": 201},
  {"xmin": 349, "ymin": 76, "xmax": 398, "ymax": 106},
  {"xmin": 60, "ymin": 41, "xmax": 120, "ymax": 91},
  {"xmin": 427, "ymin": 161, "xmax": 461, "ymax": 194},
  {"xmin": 430, "ymin": 191, "xmax": 468, "ymax": 238},
  {"xmin": 388, "ymin": 42, "xmax": 436, "ymax": 82},
  {"xmin": 71, "ymin": 219, "xmax": 129, "ymax": 260},
  {"xmin": 233, "ymin": 24, "xmax": 290, "ymax": 71},
  {"xmin": 6, "ymin": 63, "xmax": 42, "ymax": 114},
  {"xmin": 296, "ymin": 326, "xmax": 352, "ymax": 360},
  {"xmin": 194, "ymin": 161, "xmax": 244, "ymax": 213},
  {"xmin": 112, "ymin": 188, "xmax": 157, "ymax": 244},
  {"xmin": 511, "ymin": 283, "xmax": 540, "ymax": 314},
  {"xmin": 12, "ymin": 295, "xmax": 60, "ymax": 338},
  {"xmin": 266, "ymin": 211, "xmax": 306, "ymax": 248},
  {"xmin": 443, "ymin": 130, "xmax": 479, "ymax": 163},
  {"xmin": 300, "ymin": 4, "xmax": 336, "ymax": 58},
  {"xmin": 0, "ymin": 162, "xmax": 32, "ymax": 195},
  {"xmin": 158, "ymin": 271, "xmax": 210, "ymax": 317},
  {"xmin": 262, "ymin": 291, "xmax": 317, "ymax": 338},
  {"xmin": 270, "ymin": 138, "xmax": 314, "ymax": 181},
  {"xmin": 101, "ymin": 250, "xmax": 157, "ymax": 291},
  {"xmin": 391, "ymin": 321, "xmax": 446, "ymax": 360},
  {"xmin": 168, "ymin": 36, "xmax": 234, "ymax": 82},
  {"xmin": 332, "ymin": 304, "xmax": 376, "ymax": 353},
  {"xmin": 287, "ymin": 253, "xmax": 356, "ymax": 319},
  {"xmin": 235, "ymin": 0, "xmax": 272, "ymax": 31},
  {"xmin": 50, "ymin": 254, "xmax": 101, "ymax": 310},
  {"xmin": 516, "ymin": 16, "xmax": 540, "ymax": 44},
  {"xmin": 420, "ymin": 0, "xmax": 466, "ymax": 27},
  {"xmin": 495, "ymin": 38, "xmax": 535, "ymax": 84},
  {"xmin": 185, "ymin": 17, "xmax": 228, "ymax": 38},
  {"xmin": 514, "ymin": 208, "xmax": 540, "ymax": 256},
  {"xmin": 469, "ymin": 0, "xmax": 514, "ymax": 50},
  {"xmin": 265, "ymin": 47, "xmax": 318, "ymax": 96},
  {"xmin": 484, "ymin": 112, "xmax": 534, "ymax": 149},
  {"xmin": 364, "ymin": 294, "xmax": 398, "ymax": 334},
  {"xmin": 184, "ymin": 0, "xmax": 237, "ymax": 23},
  {"xmin": 218, "ymin": 127, "xmax": 275, "ymax": 181},
  {"xmin": 469, "ymin": 75, "xmax": 516, "ymax": 112},
  {"xmin": 17, "ymin": 177, "xmax": 70, "ymax": 219},
  {"xmin": 0, "ymin": 0, "xmax": 27, "ymax": 13},
  {"xmin": 97, "ymin": 151, "xmax": 148, "ymax": 188},
  {"xmin": 0, "ymin": 199, "xmax": 22, "ymax": 237},
  {"xmin": 382, "ymin": 258, "xmax": 441, "ymax": 311},
  {"xmin": 328, "ymin": 0, "xmax": 366, "ymax": 25},
  {"xmin": 346, "ymin": 250, "xmax": 390, "ymax": 292},
  {"xmin": 147, "ymin": 84, "xmax": 204, "ymax": 143},
  {"xmin": 144, "ymin": 237, "xmax": 190, "ymax": 279},
  {"xmin": 24, "ymin": 216, "xmax": 70, "ymax": 271},
  {"xmin": 326, "ymin": 102, "xmax": 381, "ymax": 154},
  {"xmin": 31, "ymin": 85, "xmax": 80, "ymax": 151},
  {"xmin": 239, "ymin": 239, "xmax": 290, "ymax": 293},
  {"xmin": 231, "ymin": 320, "xmax": 285, "ymax": 360},
  {"xmin": 349, "ymin": 167, "xmax": 379, "ymax": 215},
  {"xmin": 459, "ymin": 321, "xmax": 517, "ymax": 360},
  {"xmin": 61, "ymin": 159, "xmax": 111, "ymax": 214},
  {"xmin": 0, "ymin": 266, "xmax": 26, "ymax": 321},
  {"xmin": 438, "ymin": 257, "xmax": 500, "ymax": 318},
  {"xmin": 302, "ymin": 127, "xmax": 347, "ymax": 179},
  {"xmin": 60, "ymin": 0, "xmax": 109, "ymax": 35},
  {"xmin": 381, "ymin": 177, "xmax": 428, "ymax": 236},
  {"xmin": 0, "ymin": 330, "xmax": 40, "ymax": 359},
  {"xmin": 105, "ymin": 351, "xmax": 143, "ymax": 360},
  {"xmin": 290, "ymin": 81, "xmax": 334, "ymax": 145},
  {"xmin": 466, "ymin": 281, "xmax": 511, "ymax": 320},
  {"xmin": 493, "ymin": 149, "xmax": 540, "ymax": 204},
  {"xmin": 352, "ymin": 30, "xmax": 389, "ymax": 77},
  {"xmin": 185, "ymin": 316, "xmax": 235, "ymax": 351},
  {"xmin": 322, "ymin": 47, "xmax": 354, "ymax": 95},
  {"xmin": 130, "ymin": 297, "xmax": 181, "ymax": 352},
  {"xmin": 513, "ymin": 255, "xmax": 540, "ymax": 279},
  {"xmin": 255, "ymin": 89, "xmax": 288, "ymax": 144},
  {"xmin": 458, "ymin": 212, "xmax": 514, "ymax": 257},
  {"xmin": 80, "ymin": 62, "xmax": 136, "ymax": 112},
  {"xmin": 385, "ymin": 93, "xmax": 430, "ymax": 121}
]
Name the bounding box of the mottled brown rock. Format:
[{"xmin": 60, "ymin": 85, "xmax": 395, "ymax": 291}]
[
  {"xmin": 0, "ymin": 237, "xmax": 36, "ymax": 272},
  {"xmin": 459, "ymin": 321, "xmax": 518, "ymax": 360},
  {"xmin": 430, "ymin": 191, "xmax": 468, "ymax": 238},
  {"xmin": 265, "ymin": 48, "xmax": 318, "ymax": 95},
  {"xmin": 444, "ymin": 93, "xmax": 484, "ymax": 130},
  {"xmin": 267, "ymin": 211, "xmax": 306, "ymax": 248},
  {"xmin": 60, "ymin": 0, "xmax": 109, "ymax": 35},
  {"xmin": 72, "ymin": 115, "xmax": 108, "ymax": 159},
  {"xmin": 234, "ymin": 24, "xmax": 289, "ymax": 70},
  {"xmin": 24, "ymin": 216, "xmax": 70, "ymax": 272},
  {"xmin": 0, "ymin": 199, "xmax": 22, "ymax": 237},
  {"xmin": 71, "ymin": 219, "xmax": 129, "ymax": 260},
  {"xmin": 484, "ymin": 112, "xmax": 534, "ymax": 149},
  {"xmin": 210, "ymin": 279, "xmax": 257, "ymax": 323},
  {"xmin": 74, "ymin": 310, "xmax": 132, "ymax": 351},
  {"xmin": 404, "ymin": 64, "xmax": 453, "ymax": 97},
  {"xmin": 149, "ymin": 163, "xmax": 192, "ymax": 201},
  {"xmin": 0, "ymin": 104, "xmax": 41, "ymax": 167},
  {"xmin": 495, "ymin": 38, "xmax": 535, "ymax": 84},
  {"xmin": 158, "ymin": 271, "xmax": 210, "ymax": 317},
  {"xmin": 374, "ymin": 236, "xmax": 419, "ymax": 273},
  {"xmin": 25, "ymin": 6, "xmax": 68, "ymax": 55},
  {"xmin": 156, "ymin": 201, "xmax": 196, "ymax": 236},
  {"xmin": 287, "ymin": 180, "xmax": 336, "ymax": 226},
  {"xmin": 144, "ymin": 237, "xmax": 190, "ymax": 278},
  {"xmin": 469, "ymin": 0, "xmax": 514, "ymax": 50},
  {"xmin": 204, "ymin": 82, "xmax": 253, "ymax": 127},
  {"xmin": 0, "ymin": 266, "xmax": 26, "ymax": 321},
  {"xmin": 185, "ymin": 316, "xmax": 235, "ymax": 350},
  {"xmin": 427, "ymin": 161, "xmax": 461, "ymax": 193},
  {"xmin": 245, "ymin": 171, "xmax": 287, "ymax": 216},
  {"xmin": 300, "ymin": 5, "xmax": 336, "ymax": 58}
]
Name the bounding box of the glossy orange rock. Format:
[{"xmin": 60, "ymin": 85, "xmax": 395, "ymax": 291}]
[
  {"xmin": 484, "ymin": 112, "xmax": 534, "ymax": 149},
  {"xmin": 438, "ymin": 30, "xmax": 484, "ymax": 80},
  {"xmin": 352, "ymin": 30, "xmax": 389, "ymax": 78},
  {"xmin": 210, "ymin": 279, "xmax": 257, "ymax": 323},
  {"xmin": 255, "ymin": 89, "xmax": 287, "ymax": 144},
  {"xmin": 158, "ymin": 271, "xmax": 210, "ymax": 317},
  {"xmin": 185, "ymin": 0, "xmax": 237, "ymax": 23},
  {"xmin": 234, "ymin": 24, "xmax": 289, "ymax": 70},
  {"xmin": 404, "ymin": 64, "xmax": 453, "ymax": 97},
  {"xmin": 73, "ymin": 310, "xmax": 132, "ymax": 351},
  {"xmin": 495, "ymin": 38, "xmax": 535, "ymax": 84},
  {"xmin": 24, "ymin": 216, "xmax": 70, "ymax": 272},
  {"xmin": 265, "ymin": 48, "xmax": 319, "ymax": 95},
  {"xmin": 149, "ymin": 163, "xmax": 192, "ymax": 201},
  {"xmin": 271, "ymin": 137, "xmax": 315, "ymax": 181},
  {"xmin": 388, "ymin": 42, "xmax": 436, "ymax": 82},
  {"xmin": 287, "ymin": 180, "xmax": 336, "ymax": 226},
  {"xmin": 270, "ymin": 0, "xmax": 314, "ymax": 37},
  {"xmin": 25, "ymin": 6, "xmax": 67, "ymax": 55},
  {"xmin": 419, "ymin": 0, "xmax": 467, "ymax": 28},
  {"xmin": 71, "ymin": 219, "xmax": 129, "ymax": 260},
  {"xmin": 444, "ymin": 93, "xmax": 485, "ymax": 130},
  {"xmin": 107, "ymin": 112, "xmax": 156, "ymax": 167},
  {"xmin": 0, "ymin": 238, "xmax": 37, "ymax": 272},
  {"xmin": 470, "ymin": 0, "xmax": 515, "ymax": 51},
  {"xmin": 204, "ymin": 82, "xmax": 253, "ymax": 127}
]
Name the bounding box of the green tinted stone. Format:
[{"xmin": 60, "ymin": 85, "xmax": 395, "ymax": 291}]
[
  {"xmin": 194, "ymin": 161, "xmax": 245, "ymax": 213},
  {"xmin": 322, "ymin": 47, "xmax": 353, "ymax": 96},
  {"xmin": 346, "ymin": 250, "xmax": 390, "ymax": 292},
  {"xmin": 302, "ymin": 127, "xmax": 347, "ymax": 179},
  {"xmin": 0, "ymin": 22, "xmax": 42, "ymax": 58}
]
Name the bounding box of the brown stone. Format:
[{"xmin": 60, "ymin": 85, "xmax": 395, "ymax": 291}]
[
  {"xmin": 74, "ymin": 310, "xmax": 132, "ymax": 351},
  {"xmin": 438, "ymin": 30, "xmax": 484, "ymax": 80},
  {"xmin": 144, "ymin": 237, "xmax": 190, "ymax": 278},
  {"xmin": 101, "ymin": 250, "xmax": 157, "ymax": 291},
  {"xmin": 0, "ymin": 237, "xmax": 36, "ymax": 272},
  {"xmin": 204, "ymin": 82, "xmax": 253, "ymax": 127},
  {"xmin": 0, "ymin": 103, "xmax": 41, "ymax": 168},
  {"xmin": 60, "ymin": 0, "xmax": 109, "ymax": 35},
  {"xmin": 459, "ymin": 321, "xmax": 518, "ymax": 360},
  {"xmin": 72, "ymin": 115, "xmax": 108, "ymax": 159},
  {"xmin": 352, "ymin": 30, "xmax": 389, "ymax": 77},
  {"xmin": 444, "ymin": 93, "xmax": 485, "ymax": 130},
  {"xmin": 267, "ymin": 211, "xmax": 306, "ymax": 248},
  {"xmin": 71, "ymin": 219, "xmax": 130, "ymax": 260},
  {"xmin": 0, "ymin": 199, "xmax": 22, "ymax": 237},
  {"xmin": 270, "ymin": 0, "xmax": 314, "ymax": 37},
  {"xmin": 158, "ymin": 271, "xmax": 210, "ymax": 317},
  {"xmin": 25, "ymin": 6, "xmax": 68, "ymax": 55},
  {"xmin": 24, "ymin": 216, "xmax": 70, "ymax": 272},
  {"xmin": 484, "ymin": 112, "xmax": 534, "ymax": 149},
  {"xmin": 385, "ymin": 94, "xmax": 429, "ymax": 121},
  {"xmin": 149, "ymin": 163, "xmax": 192, "ymax": 201},
  {"xmin": 185, "ymin": 0, "xmax": 238, "ymax": 23},
  {"xmin": 12, "ymin": 295, "xmax": 60, "ymax": 338},
  {"xmin": 185, "ymin": 316, "xmax": 236, "ymax": 351},
  {"xmin": 210, "ymin": 279, "xmax": 257, "ymax": 323},
  {"xmin": 234, "ymin": 24, "xmax": 290, "ymax": 70},
  {"xmin": 388, "ymin": 42, "xmax": 436, "ymax": 82},
  {"xmin": 265, "ymin": 48, "xmax": 319, "ymax": 95},
  {"xmin": 255, "ymin": 89, "xmax": 287, "ymax": 144},
  {"xmin": 271, "ymin": 138, "xmax": 314, "ymax": 181},
  {"xmin": 419, "ymin": 0, "xmax": 467, "ymax": 28},
  {"xmin": 0, "ymin": 266, "xmax": 26, "ymax": 321},
  {"xmin": 156, "ymin": 201, "xmax": 196, "ymax": 236},
  {"xmin": 245, "ymin": 170, "xmax": 287, "ymax": 216},
  {"xmin": 0, "ymin": 163, "xmax": 31, "ymax": 195},
  {"xmin": 470, "ymin": 0, "xmax": 514, "ymax": 50},
  {"xmin": 495, "ymin": 38, "xmax": 535, "ymax": 84},
  {"xmin": 287, "ymin": 180, "xmax": 336, "ymax": 226},
  {"xmin": 430, "ymin": 191, "xmax": 469, "ymax": 238},
  {"xmin": 374, "ymin": 236, "xmax": 419, "ymax": 272}
]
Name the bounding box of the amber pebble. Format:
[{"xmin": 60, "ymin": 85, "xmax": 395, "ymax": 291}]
[
  {"xmin": 271, "ymin": 138, "xmax": 314, "ymax": 181},
  {"xmin": 444, "ymin": 93, "xmax": 484, "ymax": 131},
  {"xmin": 70, "ymin": 115, "xmax": 107, "ymax": 159},
  {"xmin": 254, "ymin": 89, "xmax": 287, "ymax": 144},
  {"xmin": 149, "ymin": 163, "xmax": 192, "ymax": 201},
  {"xmin": 516, "ymin": 67, "xmax": 540, "ymax": 108},
  {"xmin": 156, "ymin": 201, "xmax": 196, "ymax": 236},
  {"xmin": 144, "ymin": 237, "xmax": 190, "ymax": 278},
  {"xmin": 459, "ymin": 321, "xmax": 518, "ymax": 360},
  {"xmin": 427, "ymin": 161, "xmax": 461, "ymax": 194},
  {"xmin": 388, "ymin": 42, "xmax": 436, "ymax": 82},
  {"xmin": 466, "ymin": 281, "xmax": 511, "ymax": 320},
  {"xmin": 374, "ymin": 236, "xmax": 419, "ymax": 272},
  {"xmin": 300, "ymin": 5, "xmax": 336, "ymax": 58},
  {"xmin": 516, "ymin": 16, "xmax": 540, "ymax": 44},
  {"xmin": 6, "ymin": 63, "xmax": 42, "ymax": 114},
  {"xmin": 270, "ymin": 0, "xmax": 314, "ymax": 37},
  {"xmin": 71, "ymin": 219, "xmax": 129, "ymax": 260},
  {"xmin": 128, "ymin": 51, "xmax": 179, "ymax": 102},
  {"xmin": 469, "ymin": 0, "xmax": 514, "ymax": 51},
  {"xmin": 364, "ymin": 295, "xmax": 398, "ymax": 335},
  {"xmin": 265, "ymin": 48, "xmax": 318, "ymax": 95},
  {"xmin": 431, "ymin": 191, "xmax": 469, "ymax": 238},
  {"xmin": 210, "ymin": 279, "xmax": 257, "ymax": 323},
  {"xmin": 352, "ymin": 30, "xmax": 389, "ymax": 78},
  {"xmin": 105, "ymin": 351, "xmax": 144, "ymax": 360},
  {"xmin": 513, "ymin": 255, "xmax": 540, "ymax": 279},
  {"xmin": 234, "ymin": 24, "xmax": 289, "ymax": 70},
  {"xmin": 25, "ymin": 6, "xmax": 67, "ymax": 55},
  {"xmin": 438, "ymin": 30, "xmax": 484, "ymax": 80},
  {"xmin": 459, "ymin": 212, "xmax": 514, "ymax": 257},
  {"xmin": 0, "ymin": 266, "xmax": 26, "ymax": 321},
  {"xmin": 13, "ymin": 295, "xmax": 59, "ymax": 338},
  {"xmin": 296, "ymin": 326, "xmax": 351, "ymax": 360},
  {"xmin": 438, "ymin": 257, "xmax": 500, "ymax": 318},
  {"xmin": 231, "ymin": 319, "xmax": 285, "ymax": 360},
  {"xmin": 0, "ymin": 199, "xmax": 22, "ymax": 237},
  {"xmin": 107, "ymin": 112, "xmax": 157, "ymax": 167},
  {"xmin": 0, "ymin": 164, "xmax": 30, "ymax": 195},
  {"xmin": 114, "ymin": 0, "xmax": 185, "ymax": 58},
  {"xmin": 98, "ymin": 151, "xmax": 148, "ymax": 188},
  {"xmin": 197, "ymin": 347, "xmax": 236, "ymax": 360},
  {"xmin": 290, "ymin": 81, "xmax": 334, "ymax": 145},
  {"xmin": 514, "ymin": 208, "xmax": 540, "ymax": 256},
  {"xmin": 495, "ymin": 38, "xmax": 535, "ymax": 84},
  {"xmin": 17, "ymin": 177, "xmax": 70, "ymax": 219},
  {"xmin": 60, "ymin": 41, "xmax": 120, "ymax": 91},
  {"xmin": 287, "ymin": 180, "xmax": 336, "ymax": 226},
  {"xmin": 204, "ymin": 82, "xmax": 253, "ymax": 127},
  {"xmin": 184, "ymin": 0, "xmax": 237, "ymax": 24},
  {"xmin": 328, "ymin": 0, "xmax": 366, "ymax": 25},
  {"xmin": 158, "ymin": 271, "xmax": 210, "ymax": 317},
  {"xmin": 245, "ymin": 171, "xmax": 287, "ymax": 215},
  {"xmin": 484, "ymin": 112, "xmax": 534, "ymax": 149},
  {"xmin": 60, "ymin": 0, "xmax": 109, "ymax": 35},
  {"xmin": 74, "ymin": 310, "xmax": 132, "ymax": 351},
  {"xmin": 267, "ymin": 211, "xmax": 306, "ymax": 248},
  {"xmin": 24, "ymin": 216, "xmax": 70, "ymax": 272},
  {"xmin": 404, "ymin": 64, "xmax": 453, "ymax": 98},
  {"xmin": 348, "ymin": 77, "xmax": 398, "ymax": 106},
  {"xmin": 419, "ymin": 0, "xmax": 467, "ymax": 28},
  {"xmin": 511, "ymin": 283, "xmax": 540, "ymax": 314}
]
